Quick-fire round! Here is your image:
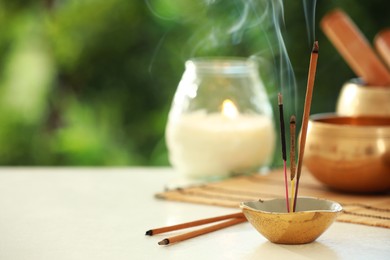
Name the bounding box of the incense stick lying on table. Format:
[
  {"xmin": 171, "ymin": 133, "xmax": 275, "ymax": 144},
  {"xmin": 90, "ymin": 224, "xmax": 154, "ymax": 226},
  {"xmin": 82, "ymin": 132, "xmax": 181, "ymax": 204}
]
[
  {"xmin": 293, "ymin": 41, "xmax": 319, "ymax": 212},
  {"xmin": 146, "ymin": 212, "xmax": 246, "ymax": 245},
  {"xmin": 158, "ymin": 217, "xmax": 246, "ymax": 245}
]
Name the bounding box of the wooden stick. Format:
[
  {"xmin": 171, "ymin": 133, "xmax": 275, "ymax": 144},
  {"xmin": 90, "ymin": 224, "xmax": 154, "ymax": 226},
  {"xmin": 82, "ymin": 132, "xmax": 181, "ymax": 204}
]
[
  {"xmin": 277, "ymin": 93, "xmax": 290, "ymax": 213},
  {"xmin": 289, "ymin": 115, "xmax": 296, "ymax": 210},
  {"xmin": 374, "ymin": 29, "xmax": 390, "ymax": 69},
  {"xmin": 293, "ymin": 41, "xmax": 319, "ymax": 212},
  {"xmin": 158, "ymin": 217, "xmax": 246, "ymax": 245},
  {"xmin": 145, "ymin": 212, "xmax": 244, "ymax": 236},
  {"xmin": 289, "ymin": 115, "xmax": 296, "ymax": 181},
  {"xmin": 321, "ymin": 9, "xmax": 390, "ymax": 86}
]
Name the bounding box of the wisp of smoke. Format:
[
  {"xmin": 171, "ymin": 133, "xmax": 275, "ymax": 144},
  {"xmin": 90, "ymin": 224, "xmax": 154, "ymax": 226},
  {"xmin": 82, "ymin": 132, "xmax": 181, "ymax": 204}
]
[
  {"xmin": 268, "ymin": 0, "xmax": 297, "ymax": 115},
  {"xmin": 303, "ymin": 0, "xmax": 317, "ymax": 47},
  {"xmin": 146, "ymin": 0, "xmax": 317, "ymax": 116}
]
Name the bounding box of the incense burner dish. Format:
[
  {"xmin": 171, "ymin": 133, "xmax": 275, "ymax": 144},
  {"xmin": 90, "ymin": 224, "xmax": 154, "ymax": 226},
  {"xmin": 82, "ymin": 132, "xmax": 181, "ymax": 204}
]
[
  {"xmin": 304, "ymin": 113, "xmax": 390, "ymax": 192},
  {"xmin": 240, "ymin": 197, "xmax": 342, "ymax": 245},
  {"xmin": 336, "ymin": 79, "xmax": 390, "ymax": 116}
]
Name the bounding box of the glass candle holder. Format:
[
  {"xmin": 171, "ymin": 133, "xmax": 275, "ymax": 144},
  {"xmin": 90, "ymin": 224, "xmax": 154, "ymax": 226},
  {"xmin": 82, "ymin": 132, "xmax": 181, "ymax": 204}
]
[{"xmin": 166, "ymin": 57, "xmax": 276, "ymax": 179}]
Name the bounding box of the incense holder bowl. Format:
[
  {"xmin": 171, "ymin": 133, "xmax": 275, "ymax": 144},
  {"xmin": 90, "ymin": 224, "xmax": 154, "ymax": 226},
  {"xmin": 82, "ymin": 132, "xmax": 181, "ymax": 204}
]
[
  {"xmin": 240, "ymin": 197, "xmax": 342, "ymax": 244},
  {"xmin": 304, "ymin": 113, "xmax": 390, "ymax": 192},
  {"xmin": 336, "ymin": 79, "xmax": 390, "ymax": 116}
]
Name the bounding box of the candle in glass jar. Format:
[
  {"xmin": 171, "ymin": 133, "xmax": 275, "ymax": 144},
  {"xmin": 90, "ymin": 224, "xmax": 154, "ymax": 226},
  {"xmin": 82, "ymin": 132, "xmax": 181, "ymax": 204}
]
[{"xmin": 166, "ymin": 100, "xmax": 275, "ymax": 179}]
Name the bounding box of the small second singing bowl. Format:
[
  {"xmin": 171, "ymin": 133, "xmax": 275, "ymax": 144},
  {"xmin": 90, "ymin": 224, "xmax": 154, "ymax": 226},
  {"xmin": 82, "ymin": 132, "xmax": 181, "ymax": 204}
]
[
  {"xmin": 240, "ymin": 197, "xmax": 342, "ymax": 245},
  {"xmin": 336, "ymin": 79, "xmax": 390, "ymax": 116},
  {"xmin": 304, "ymin": 113, "xmax": 390, "ymax": 192}
]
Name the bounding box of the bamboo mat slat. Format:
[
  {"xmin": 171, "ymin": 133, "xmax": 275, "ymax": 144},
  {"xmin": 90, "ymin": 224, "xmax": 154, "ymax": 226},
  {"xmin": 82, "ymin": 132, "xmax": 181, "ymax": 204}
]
[{"xmin": 155, "ymin": 169, "xmax": 390, "ymax": 228}]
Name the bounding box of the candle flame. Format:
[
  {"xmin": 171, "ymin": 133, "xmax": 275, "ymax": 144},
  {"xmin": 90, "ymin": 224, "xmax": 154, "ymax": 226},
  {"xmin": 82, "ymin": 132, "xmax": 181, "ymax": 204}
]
[{"xmin": 222, "ymin": 99, "xmax": 238, "ymax": 118}]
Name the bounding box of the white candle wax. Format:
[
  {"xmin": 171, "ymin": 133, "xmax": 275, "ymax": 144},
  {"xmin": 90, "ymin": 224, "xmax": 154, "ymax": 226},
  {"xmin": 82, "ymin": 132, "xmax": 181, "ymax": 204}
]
[{"xmin": 166, "ymin": 111, "xmax": 276, "ymax": 178}]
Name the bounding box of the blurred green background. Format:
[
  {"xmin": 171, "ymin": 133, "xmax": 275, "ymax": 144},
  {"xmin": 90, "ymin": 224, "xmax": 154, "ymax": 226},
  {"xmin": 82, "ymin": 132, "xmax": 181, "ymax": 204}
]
[{"xmin": 0, "ymin": 0, "xmax": 388, "ymax": 166}]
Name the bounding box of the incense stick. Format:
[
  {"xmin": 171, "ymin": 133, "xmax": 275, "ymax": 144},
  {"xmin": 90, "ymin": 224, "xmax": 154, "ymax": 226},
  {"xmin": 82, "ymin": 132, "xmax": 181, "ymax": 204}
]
[
  {"xmin": 145, "ymin": 212, "xmax": 244, "ymax": 236},
  {"xmin": 158, "ymin": 217, "xmax": 246, "ymax": 245},
  {"xmin": 289, "ymin": 115, "xmax": 296, "ymax": 211},
  {"xmin": 277, "ymin": 93, "xmax": 290, "ymax": 212},
  {"xmin": 293, "ymin": 41, "xmax": 319, "ymax": 212}
]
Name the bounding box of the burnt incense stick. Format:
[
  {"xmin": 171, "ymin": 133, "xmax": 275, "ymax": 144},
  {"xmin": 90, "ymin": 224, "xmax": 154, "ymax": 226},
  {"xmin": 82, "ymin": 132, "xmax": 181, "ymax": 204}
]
[
  {"xmin": 293, "ymin": 41, "xmax": 319, "ymax": 212},
  {"xmin": 158, "ymin": 217, "xmax": 246, "ymax": 245},
  {"xmin": 289, "ymin": 115, "xmax": 296, "ymax": 180},
  {"xmin": 145, "ymin": 212, "xmax": 244, "ymax": 236},
  {"xmin": 277, "ymin": 93, "xmax": 290, "ymax": 213},
  {"xmin": 289, "ymin": 115, "xmax": 296, "ymax": 210},
  {"xmin": 277, "ymin": 93, "xmax": 287, "ymax": 161}
]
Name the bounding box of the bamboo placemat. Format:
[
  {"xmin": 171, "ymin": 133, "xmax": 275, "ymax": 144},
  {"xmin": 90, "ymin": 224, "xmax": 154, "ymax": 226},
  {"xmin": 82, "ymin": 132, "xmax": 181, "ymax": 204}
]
[{"xmin": 156, "ymin": 169, "xmax": 390, "ymax": 228}]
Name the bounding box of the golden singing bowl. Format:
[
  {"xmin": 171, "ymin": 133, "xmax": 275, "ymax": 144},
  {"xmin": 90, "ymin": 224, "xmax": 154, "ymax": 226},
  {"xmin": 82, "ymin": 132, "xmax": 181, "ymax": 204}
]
[
  {"xmin": 240, "ymin": 197, "xmax": 342, "ymax": 244},
  {"xmin": 304, "ymin": 113, "xmax": 390, "ymax": 192},
  {"xmin": 336, "ymin": 79, "xmax": 390, "ymax": 116}
]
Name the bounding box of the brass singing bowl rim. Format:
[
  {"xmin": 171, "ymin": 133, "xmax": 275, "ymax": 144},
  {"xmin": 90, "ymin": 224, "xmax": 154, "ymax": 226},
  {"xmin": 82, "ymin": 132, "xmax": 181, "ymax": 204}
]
[
  {"xmin": 344, "ymin": 78, "xmax": 390, "ymax": 90},
  {"xmin": 311, "ymin": 113, "xmax": 390, "ymax": 126},
  {"xmin": 309, "ymin": 113, "xmax": 390, "ymax": 137}
]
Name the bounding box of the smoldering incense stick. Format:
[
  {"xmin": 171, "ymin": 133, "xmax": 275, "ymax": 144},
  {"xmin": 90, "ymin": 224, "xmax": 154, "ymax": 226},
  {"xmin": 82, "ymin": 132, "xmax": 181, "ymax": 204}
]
[
  {"xmin": 289, "ymin": 115, "xmax": 296, "ymax": 180},
  {"xmin": 289, "ymin": 115, "xmax": 296, "ymax": 211},
  {"xmin": 278, "ymin": 93, "xmax": 290, "ymax": 213},
  {"xmin": 293, "ymin": 41, "xmax": 319, "ymax": 212}
]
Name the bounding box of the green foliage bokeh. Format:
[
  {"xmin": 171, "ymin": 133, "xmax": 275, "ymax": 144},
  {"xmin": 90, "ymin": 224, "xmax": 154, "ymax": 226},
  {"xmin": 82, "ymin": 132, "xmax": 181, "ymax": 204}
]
[{"xmin": 0, "ymin": 0, "xmax": 388, "ymax": 166}]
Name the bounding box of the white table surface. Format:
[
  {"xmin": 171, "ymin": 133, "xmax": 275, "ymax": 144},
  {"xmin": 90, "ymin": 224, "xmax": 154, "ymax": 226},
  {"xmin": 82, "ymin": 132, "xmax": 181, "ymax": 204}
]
[{"xmin": 0, "ymin": 167, "xmax": 389, "ymax": 260}]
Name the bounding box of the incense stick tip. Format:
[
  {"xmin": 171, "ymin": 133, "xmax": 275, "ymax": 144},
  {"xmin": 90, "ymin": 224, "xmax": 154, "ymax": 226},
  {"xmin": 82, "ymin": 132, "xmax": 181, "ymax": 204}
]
[
  {"xmin": 158, "ymin": 239, "xmax": 170, "ymax": 245},
  {"xmin": 290, "ymin": 115, "xmax": 296, "ymax": 124},
  {"xmin": 278, "ymin": 92, "xmax": 283, "ymax": 105},
  {"xmin": 312, "ymin": 41, "xmax": 319, "ymax": 53},
  {"xmin": 145, "ymin": 230, "xmax": 153, "ymax": 236}
]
